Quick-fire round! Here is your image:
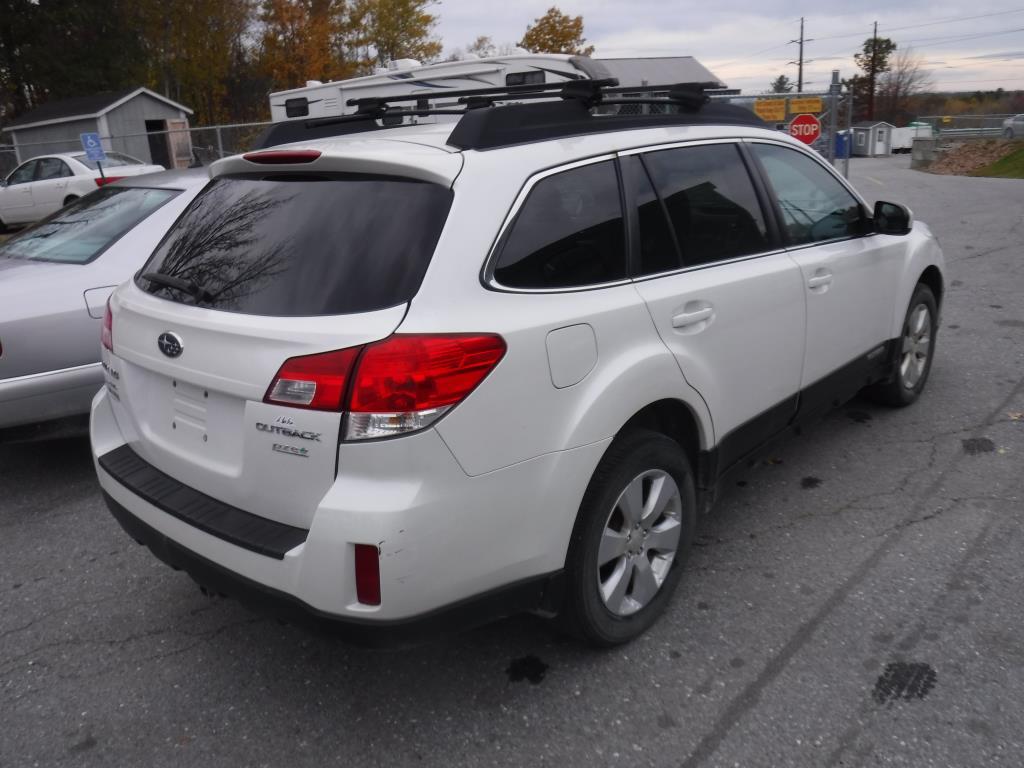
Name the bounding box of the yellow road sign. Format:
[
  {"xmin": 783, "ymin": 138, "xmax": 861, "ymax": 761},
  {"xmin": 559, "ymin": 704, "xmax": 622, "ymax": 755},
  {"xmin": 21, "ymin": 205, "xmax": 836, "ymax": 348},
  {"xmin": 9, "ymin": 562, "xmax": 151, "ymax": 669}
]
[
  {"xmin": 788, "ymin": 97, "xmax": 823, "ymax": 114},
  {"xmin": 754, "ymin": 99, "xmax": 786, "ymax": 121}
]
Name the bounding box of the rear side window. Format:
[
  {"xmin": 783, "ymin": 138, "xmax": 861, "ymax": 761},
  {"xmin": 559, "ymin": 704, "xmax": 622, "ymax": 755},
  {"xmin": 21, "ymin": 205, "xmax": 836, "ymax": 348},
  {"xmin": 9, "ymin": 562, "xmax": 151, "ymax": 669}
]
[
  {"xmin": 750, "ymin": 143, "xmax": 863, "ymax": 245},
  {"xmin": 643, "ymin": 144, "xmax": 769, "ymax": 268},
  {"xmin": 493, "ymin": 160, "xmax": 626, "ymax": 289},
  {"xmin": 138, "ymin": 174, "xmax": 453, "ymax": 316}
]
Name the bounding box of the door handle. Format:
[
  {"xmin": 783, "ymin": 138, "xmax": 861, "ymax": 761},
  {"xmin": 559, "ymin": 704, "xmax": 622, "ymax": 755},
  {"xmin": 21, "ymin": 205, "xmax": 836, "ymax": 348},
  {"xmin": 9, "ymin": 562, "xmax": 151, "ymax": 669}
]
[
  {"xmin": 672, "ymin": 307, "xmax": 714, "ymax": 328},
  {"xmin": 807, "ymin": 272, "xmax": 833, "ymax": 289}
]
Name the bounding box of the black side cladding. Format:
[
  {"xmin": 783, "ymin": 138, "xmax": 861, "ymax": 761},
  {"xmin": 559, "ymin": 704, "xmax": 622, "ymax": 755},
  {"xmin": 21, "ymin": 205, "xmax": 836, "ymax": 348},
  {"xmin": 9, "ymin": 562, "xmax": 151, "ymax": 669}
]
[{"xmin": 99, "ymin": 445, "xmax": 308, "ymax": 559}]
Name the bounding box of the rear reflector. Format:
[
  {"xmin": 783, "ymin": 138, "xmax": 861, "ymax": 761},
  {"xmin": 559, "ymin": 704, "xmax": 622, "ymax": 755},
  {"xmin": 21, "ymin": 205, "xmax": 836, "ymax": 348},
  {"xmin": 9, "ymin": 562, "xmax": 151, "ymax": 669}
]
[
  {"xmin": 94, "ymin": 176, "xmax": 125, "ymax": 187},
  {"xmin": 242, "ymin": 150, "xmax": 322, "ymax": 164},
  {"xmin": 354, "ymin": 544, "xmax": 381, "ymax": 605},
  {"xmin": 101, "ymin": 299, "xmax": 113, "ymax": 352}
]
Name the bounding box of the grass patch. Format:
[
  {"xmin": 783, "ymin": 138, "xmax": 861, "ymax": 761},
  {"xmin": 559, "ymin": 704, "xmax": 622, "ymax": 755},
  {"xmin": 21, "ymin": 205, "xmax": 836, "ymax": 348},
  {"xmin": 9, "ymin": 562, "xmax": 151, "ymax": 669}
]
[{"xmin": 970, "ymin": 144, "xmax": 1024, "ymax": 178}]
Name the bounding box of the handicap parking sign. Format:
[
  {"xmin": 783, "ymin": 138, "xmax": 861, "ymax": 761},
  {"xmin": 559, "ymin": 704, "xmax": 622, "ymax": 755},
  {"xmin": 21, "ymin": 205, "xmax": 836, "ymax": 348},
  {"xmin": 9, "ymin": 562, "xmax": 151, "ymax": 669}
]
[{"xmin": 80, "ymin": 132, "xmax": 106, "ymax": 163}]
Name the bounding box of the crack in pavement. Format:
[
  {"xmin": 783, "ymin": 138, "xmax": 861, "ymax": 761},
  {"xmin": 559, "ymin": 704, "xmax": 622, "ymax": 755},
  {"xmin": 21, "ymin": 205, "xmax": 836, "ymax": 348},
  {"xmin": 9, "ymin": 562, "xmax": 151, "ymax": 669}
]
[{"xmin": 678, "ymin": 373, "xmax": 1024, "ymax": 768}]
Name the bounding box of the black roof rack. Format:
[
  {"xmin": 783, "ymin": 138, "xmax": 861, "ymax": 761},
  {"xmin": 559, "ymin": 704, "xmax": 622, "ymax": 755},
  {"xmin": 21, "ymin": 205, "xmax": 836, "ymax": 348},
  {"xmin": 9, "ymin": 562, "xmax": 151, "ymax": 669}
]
[{"xmin": 252, "ymin": 79, "xmax": 767, "ymax": 153}]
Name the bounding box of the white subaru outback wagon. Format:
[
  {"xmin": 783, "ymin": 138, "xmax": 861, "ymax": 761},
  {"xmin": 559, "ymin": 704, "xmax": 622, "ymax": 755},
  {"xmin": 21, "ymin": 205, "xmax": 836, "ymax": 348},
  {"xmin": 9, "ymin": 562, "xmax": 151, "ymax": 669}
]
[{"xmin": 91, "ymin": 81, "xmax": 944, "ymax": 646}]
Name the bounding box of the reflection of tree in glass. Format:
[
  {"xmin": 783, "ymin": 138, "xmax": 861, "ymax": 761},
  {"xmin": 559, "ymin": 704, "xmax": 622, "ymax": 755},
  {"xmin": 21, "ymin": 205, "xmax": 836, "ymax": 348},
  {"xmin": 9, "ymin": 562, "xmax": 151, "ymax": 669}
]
[{"xmin": 148, "ymin": 183, "xmax": 291, "ymax": 308}]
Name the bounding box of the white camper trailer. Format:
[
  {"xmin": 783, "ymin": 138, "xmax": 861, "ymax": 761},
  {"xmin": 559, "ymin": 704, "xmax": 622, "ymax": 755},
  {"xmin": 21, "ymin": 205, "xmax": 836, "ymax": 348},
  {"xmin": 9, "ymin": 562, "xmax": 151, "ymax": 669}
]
[{"xmin": 268, "ymin": 55, "xmax": 613, "ymax": 123}]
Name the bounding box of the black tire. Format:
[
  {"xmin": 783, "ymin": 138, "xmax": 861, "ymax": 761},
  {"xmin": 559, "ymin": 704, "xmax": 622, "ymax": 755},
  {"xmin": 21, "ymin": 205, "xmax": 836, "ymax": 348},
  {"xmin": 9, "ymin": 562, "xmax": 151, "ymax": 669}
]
[
  {"xmin": 62, "ymin": 195, "xmax": 79, "ymax": 207},
  {"xmin": 866, "ymin": 283, "xmax": 938, "ymax": 407},
  {"xmin": 561, "ymin": 429, "xmax": 696, "ymax": 646},
  {"xmin": 1005, "ymin": 129, "xmax": 1015, "ymax": 140}
]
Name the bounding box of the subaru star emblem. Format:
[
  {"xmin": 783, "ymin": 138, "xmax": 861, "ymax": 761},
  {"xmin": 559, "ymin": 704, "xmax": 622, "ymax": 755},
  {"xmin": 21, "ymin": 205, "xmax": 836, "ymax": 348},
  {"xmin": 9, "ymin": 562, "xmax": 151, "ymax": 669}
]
[{"xmin": 157, "ymin": 332, "xmax": 184, "ymax": 358}]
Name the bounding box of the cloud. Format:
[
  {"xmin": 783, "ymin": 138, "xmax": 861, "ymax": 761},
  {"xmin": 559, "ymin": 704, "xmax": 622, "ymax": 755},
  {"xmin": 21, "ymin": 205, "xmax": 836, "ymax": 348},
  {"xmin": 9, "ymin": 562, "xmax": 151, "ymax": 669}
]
[{"xmin": 431, "ymin": 1, "xmax": 1024, "ymax": 93}]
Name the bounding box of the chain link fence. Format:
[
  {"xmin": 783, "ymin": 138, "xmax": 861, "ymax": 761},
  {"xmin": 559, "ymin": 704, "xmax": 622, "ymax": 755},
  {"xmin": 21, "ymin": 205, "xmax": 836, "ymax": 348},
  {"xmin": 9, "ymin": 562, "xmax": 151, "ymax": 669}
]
[
  {"xmin": 0, "ymin": 144, "xmax": 18, "ymax": 177},
  {"xmin": 914, "ymin": 114, "xmax": 1013, "ymax": 138},
  {"xmin": 2, "ymin": 122, "xmax": 272, "ymax": 171}
]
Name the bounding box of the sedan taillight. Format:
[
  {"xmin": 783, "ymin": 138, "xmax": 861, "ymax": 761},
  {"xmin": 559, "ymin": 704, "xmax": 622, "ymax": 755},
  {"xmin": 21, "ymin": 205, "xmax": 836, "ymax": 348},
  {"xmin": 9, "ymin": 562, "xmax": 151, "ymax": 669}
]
[
  {"xmin": 101, "ymin": 299, "xmax": 113, "ymax": 352},
  {"xmin": 263, "ymin": 334, "xmax": 506, "ymax": 439},
  {"xmin": 94, "ymin": 176, "xmax": 125, "ymax": 187}
]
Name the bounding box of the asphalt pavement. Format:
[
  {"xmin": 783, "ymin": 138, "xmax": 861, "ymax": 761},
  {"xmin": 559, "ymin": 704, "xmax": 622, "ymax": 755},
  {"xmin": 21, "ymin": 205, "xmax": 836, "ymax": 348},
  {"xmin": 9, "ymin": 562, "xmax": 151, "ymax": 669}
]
[{"xmin": 2, "ymin": 156, "xmax": 1023, "ymax": 768}]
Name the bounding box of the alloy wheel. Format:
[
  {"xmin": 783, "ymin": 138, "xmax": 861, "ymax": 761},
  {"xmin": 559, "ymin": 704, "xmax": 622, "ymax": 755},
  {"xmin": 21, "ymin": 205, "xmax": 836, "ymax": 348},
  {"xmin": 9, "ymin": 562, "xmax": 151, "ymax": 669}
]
[{"xmin": 597, "ymin": 469, "xmax": 683, "ymax": 616}]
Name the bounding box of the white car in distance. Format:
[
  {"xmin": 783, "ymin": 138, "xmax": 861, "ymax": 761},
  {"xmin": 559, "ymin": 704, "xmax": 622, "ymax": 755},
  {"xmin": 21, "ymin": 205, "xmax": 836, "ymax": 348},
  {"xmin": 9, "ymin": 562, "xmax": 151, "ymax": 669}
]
[{"xmin": 0, "ymin": 152, "xmax": 164, "ymax": 229}]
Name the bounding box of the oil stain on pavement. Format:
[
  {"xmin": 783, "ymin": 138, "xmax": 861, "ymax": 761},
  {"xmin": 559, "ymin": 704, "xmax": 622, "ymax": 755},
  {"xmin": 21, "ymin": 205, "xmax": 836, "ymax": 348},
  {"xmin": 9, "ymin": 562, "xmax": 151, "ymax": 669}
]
[
  {"xmin": 506, "ymin": 655, "xmax": 549, "ymax": 684},
  {"xmin": 961, "ymin": 437, "xmax": 995, "ymax": 455},
  {"xmin": 872, "ymin": 662, "xmax": 937, "ymax": 706}
]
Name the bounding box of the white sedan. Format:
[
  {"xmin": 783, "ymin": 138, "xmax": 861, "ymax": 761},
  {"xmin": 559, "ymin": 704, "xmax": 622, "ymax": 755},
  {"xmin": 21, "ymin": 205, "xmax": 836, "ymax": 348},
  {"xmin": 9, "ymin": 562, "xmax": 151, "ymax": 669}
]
[{"xmin": 0, "ymin": 152, "xmax": 164, "ymax": 229}]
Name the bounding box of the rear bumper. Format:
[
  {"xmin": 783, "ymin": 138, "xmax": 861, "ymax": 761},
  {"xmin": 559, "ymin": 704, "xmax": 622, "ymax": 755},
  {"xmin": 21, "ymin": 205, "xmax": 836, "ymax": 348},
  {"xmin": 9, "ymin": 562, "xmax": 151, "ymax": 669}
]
[
  {"xmin": 103, "ymin": 490, "xmax": 561, "ymax": 648},
  {"xmin": 91, "ymin": 387, "xmax": 608, "ymax": 640},
  {"xmin": 0, "ymin": 362, "xmax": 102, "ymax": 429}
]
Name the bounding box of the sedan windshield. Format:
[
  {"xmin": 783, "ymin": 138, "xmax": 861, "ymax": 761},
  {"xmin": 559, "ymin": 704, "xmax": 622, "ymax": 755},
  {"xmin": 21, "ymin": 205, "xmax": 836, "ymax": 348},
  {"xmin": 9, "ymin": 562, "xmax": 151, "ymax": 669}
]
[
  {"xmin": 0, "ymin": 187, "xmax": 178, "ymax": 264},
  {"xmin": 72, "ymin": 152, "xmax": 146, "ymax": 170}
]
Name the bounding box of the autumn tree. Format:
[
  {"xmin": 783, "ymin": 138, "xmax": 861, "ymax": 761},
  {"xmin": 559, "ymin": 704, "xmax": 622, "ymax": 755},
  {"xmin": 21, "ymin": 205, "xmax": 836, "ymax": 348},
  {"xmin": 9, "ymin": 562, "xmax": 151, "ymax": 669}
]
[
  {"xmin": 769, "ymin": 74, "xmax": 794, "ymax": 93},
  {"xmin": 259, "ymin": 0, "xmax": 360, "ymax": 91},
  {"xmin": 349, "ymin": 0, "xmax": 442, "ymax": 68},
  {"xmin": 0, "ymin": 0, "xmax": 148, "ymax": 118},
  {"xmin": 519, "ymin": 7, "xmax": 594, "ymax": 56},
  {"xmin": 467, "ymin": 35, "xmax": 496, "ymax": 58},
  {"xmin": 875, "ymin": 47, "xmax": 932, "ymax": 124}
]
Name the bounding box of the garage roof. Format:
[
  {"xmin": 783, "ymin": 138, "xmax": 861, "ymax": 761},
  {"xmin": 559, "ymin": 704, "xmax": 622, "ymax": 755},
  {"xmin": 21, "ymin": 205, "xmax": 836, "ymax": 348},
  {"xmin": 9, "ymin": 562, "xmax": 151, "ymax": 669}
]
[{"xmin": 3, "ymin": 87, "xmax": 194, "ymax": 132}]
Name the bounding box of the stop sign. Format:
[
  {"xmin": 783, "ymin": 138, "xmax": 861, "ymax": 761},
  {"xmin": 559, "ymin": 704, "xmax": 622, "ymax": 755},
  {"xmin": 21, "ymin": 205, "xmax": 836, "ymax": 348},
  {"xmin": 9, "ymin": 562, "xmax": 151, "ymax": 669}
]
[{"xmin": 789, "ymin": 113, "xmax": 821, "ymax": 144}]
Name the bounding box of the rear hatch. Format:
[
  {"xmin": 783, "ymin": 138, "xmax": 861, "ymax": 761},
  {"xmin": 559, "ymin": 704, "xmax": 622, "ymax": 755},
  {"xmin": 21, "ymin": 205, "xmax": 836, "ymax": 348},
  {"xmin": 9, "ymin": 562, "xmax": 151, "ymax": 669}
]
[{"xmin": 105, "ymin": 155, "xmax": 456, "ymax": 529}]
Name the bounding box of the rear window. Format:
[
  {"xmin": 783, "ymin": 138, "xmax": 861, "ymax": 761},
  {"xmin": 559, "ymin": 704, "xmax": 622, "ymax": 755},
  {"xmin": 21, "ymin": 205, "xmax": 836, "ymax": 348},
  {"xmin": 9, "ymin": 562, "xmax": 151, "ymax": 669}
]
[
  {"xmin": 73, "ymin": 152, "xmax": 145, "ymax": 170},
  {"xmin": 0, "ymin": 187, "xmax": 178, "ymax": 264},
  {"xmin": 137, "ymin": 174, "xmax": 453, "ymax": 316}
]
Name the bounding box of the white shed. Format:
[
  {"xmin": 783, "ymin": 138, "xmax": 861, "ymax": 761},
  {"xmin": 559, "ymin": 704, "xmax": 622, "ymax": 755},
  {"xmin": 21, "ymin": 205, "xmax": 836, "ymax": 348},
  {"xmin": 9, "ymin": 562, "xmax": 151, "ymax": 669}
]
[{"xmin": 851, "ymin": 121, "xmax": 895, "ymax": 157}]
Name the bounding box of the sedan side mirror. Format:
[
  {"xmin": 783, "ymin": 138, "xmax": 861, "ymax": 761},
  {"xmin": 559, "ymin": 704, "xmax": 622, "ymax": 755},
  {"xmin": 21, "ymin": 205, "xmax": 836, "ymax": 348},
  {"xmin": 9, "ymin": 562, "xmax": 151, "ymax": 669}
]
[{"xmin": 873, "ymin": 200, "xmax": 913, "ymax": 236}]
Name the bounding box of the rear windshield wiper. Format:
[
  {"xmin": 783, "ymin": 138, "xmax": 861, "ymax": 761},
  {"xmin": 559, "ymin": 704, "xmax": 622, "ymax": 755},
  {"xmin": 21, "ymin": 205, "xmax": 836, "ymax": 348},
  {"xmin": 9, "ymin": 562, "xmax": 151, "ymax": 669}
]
[{"xmin": 142, "ymin": 272, "xmax": 214, "ymax": 303}]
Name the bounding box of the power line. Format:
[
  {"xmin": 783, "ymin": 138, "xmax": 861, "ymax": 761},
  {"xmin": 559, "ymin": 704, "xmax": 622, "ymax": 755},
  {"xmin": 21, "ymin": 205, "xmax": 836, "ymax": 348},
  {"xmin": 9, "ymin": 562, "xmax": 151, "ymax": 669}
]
[
  {"xmin": 811, "ymin": 7, "xmax": 1024, "ymax": 42},
  {"xmin": 802, "ymin": 24, "xmax": 1024, "ymax": 65}
]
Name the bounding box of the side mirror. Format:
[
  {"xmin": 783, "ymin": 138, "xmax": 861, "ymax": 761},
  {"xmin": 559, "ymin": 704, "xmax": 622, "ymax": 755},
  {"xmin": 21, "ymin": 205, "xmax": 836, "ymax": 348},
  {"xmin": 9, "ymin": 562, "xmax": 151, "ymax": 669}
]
[{"xmin": 873, "ymin": 200, "xmax": 913, "ymax": 236}]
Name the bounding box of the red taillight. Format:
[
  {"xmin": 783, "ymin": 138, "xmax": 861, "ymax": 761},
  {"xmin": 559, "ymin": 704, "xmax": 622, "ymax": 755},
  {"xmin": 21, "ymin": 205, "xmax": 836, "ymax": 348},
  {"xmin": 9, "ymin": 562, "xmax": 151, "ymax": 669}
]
[
  {"xmin": 101, "ymin": 299, "xmax": 113, "ymax": 352},
  {"xmin": 354, "ymin": 544, "xmax": 381, "ymax": 606},
  {"xmin": 242, "ymin": 150, "xmax": 321, "ymax": 164},
  {"xmin": 263, "ymin": 347, "xmax": 361, "ymax": 410},
  {"xmin": 94, "ymin": 176, "xmax": 125, "ymax": 187},
  {"xmin": 350, "ymin": 334, "xmax": 507, "ymax": 413},
  {"xmin": 263, "ymin": 334, "xmax": 506, "ymax": 439}
]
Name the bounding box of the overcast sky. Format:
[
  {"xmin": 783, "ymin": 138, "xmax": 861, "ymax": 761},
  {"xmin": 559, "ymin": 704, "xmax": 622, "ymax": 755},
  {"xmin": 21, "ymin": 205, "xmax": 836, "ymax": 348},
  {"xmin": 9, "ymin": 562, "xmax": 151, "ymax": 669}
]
[{"xmin": 431, "ymin": 1, "xmax": 1024, "ymax": 95}]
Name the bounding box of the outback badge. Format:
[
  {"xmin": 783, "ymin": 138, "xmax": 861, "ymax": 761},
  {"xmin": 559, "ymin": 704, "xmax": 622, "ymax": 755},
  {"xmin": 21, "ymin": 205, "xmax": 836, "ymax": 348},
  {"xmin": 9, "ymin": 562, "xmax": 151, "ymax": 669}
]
[{"xmin": 157, "ymin": 332, "xmax": 184, "ymax": 358}]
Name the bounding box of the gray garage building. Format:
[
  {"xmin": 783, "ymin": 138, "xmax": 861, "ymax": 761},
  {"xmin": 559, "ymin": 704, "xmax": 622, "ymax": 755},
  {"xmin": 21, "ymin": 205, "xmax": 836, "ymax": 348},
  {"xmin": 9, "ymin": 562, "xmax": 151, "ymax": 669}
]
[{"xmin": 2, "ymin": 88, "xmax": 193, "ymax": 168}]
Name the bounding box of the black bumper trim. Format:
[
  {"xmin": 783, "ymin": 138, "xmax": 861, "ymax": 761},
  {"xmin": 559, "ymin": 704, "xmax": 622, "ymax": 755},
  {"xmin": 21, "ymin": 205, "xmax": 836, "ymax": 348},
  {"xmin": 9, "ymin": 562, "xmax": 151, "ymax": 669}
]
[
  {"xmin": 102, "ymin": 491, "xmax": 562, "ymax": 647},
  {"xmin": 98, "ymin": 444, "xmax": 308, "ymax": 559}
]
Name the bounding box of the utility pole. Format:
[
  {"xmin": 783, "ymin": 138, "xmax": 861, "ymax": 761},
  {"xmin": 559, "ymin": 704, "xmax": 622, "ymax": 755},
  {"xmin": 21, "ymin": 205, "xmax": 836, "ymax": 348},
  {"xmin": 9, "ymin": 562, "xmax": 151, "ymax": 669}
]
[
  {"xmin": 788, "ymin": 18, "xmax": 812, "ymax": 93},
  {"xmin": 868, "ymin": 21, "xmax": 877, "ymax": 120}
]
